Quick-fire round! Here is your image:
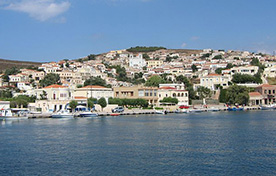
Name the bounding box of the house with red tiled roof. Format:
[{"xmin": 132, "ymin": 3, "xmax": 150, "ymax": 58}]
[
  {"xmin": 158, "ymin": 84, "xmax": 189, "ymax": 106},
  {"xmin": 249, "ymin": 92, "xmax": 263, "ymax": 106},
  {"xmin": 34, "ymin": 84, "xmax": 72, "ymax": 112},
  {"xmin": 255, "ymin": 84, "xmax": 276, "ymax": 105}
]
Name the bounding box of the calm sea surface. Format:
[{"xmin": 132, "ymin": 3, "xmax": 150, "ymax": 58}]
[{"xmin": 1, "ymin": 111, "xmax": 276, "ymax": 176}]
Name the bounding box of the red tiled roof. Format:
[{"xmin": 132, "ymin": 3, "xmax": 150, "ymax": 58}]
[
  {"xmin": 82, "ymin": 85, "xmax": 107, "ymax": 89},
  {"xmin": 74, "ymin": 96, "xmax": 87, "ymax": 99},
  {"xmin": 207, "ymin": 73, "xmax": 220, "ymax": 76},
  {"xmin": 258, "ymin": 84, "xmax": 275, "ymax": 88},
  {"xmin": 159, "ymin": 86, "xmax": 176, "ymax": 90},
  {"xmin": 249, "ymin": 92, "xmax": 262, "ymax": 97},
  {"xmin": 44, "ymin": 84, "xmax": 67, "ymax": 89}
]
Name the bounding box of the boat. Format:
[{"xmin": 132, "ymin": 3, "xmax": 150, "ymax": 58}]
[
  {"xmin": 0, "ymin": 109, "xmax": 28, "ymax": 121},
  {"xmin": 207, "ymin": 107, "xmax": 220, "ymax": 112},
  {"xmin": 110, "ymin": 113, "xmax": 120, "ymax": 116},
  {"xmin": 227, "ymin": 106, "xmax": 244, "ymax": 111},
  {"xmin": 155, "ymin": 110, "xmax": 167, "ymax": 114},
  {"xmin": 260, "ymin": 104, "xmax": 276, "ymax": 110},
  {"xmin": 190, "ymin": 109, "xmax": 205, "ymax": 113},
  {"xmin": 51, "ymin": 110, "xmax": 74, "ymax": 118},
  {"xmin": 79, "ymin": 111, "xmax": 98, "ymax": 117}
]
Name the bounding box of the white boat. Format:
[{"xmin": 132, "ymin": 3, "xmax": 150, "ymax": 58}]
[
  {"xmin": 260, "ymin": 104, "xmax": 276, "ymax": 110},
  {"xmin": 180, "ymin": 109, "xmax": 190, "ymax": 113},
  {"xmin": 155, "ymin": 110, "xmax": 167, "ymax": 114},
  {"xmin": 207, "ymin": 107, "xmax": 220, "ymax": 112},
  {"xmin": 79, "ymin": 111, "xmax": 98, "ymax": 117},
  {"xmin": 190, "ymin": 109, "xmax": 205, "ymax": 113},
  {"xmin": 51, "ymin": 110, "xmax": 74, "ymax": 118},
  {"xmin": 0, "ymin": 109, "xmax": 28, "ymax": 121}
]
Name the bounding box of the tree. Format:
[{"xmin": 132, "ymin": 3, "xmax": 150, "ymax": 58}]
[
  {"xmin": 226, "ymin": 63, "xmax": 234, "ymax": 69},
  {"xmin": 160, "ymin": 97, "xmax": 178, "ymax": 104},
  {"xmin": 98, "ymin": 97, "xmax": 107, "ymax": 111},
  {"xmin": 143, "ymin": 53, "xmax": 150, "ymax": 60},
  {"xmin": 225, "ymin": 85, "xmax": 249, "ymax": 105},
  {"xmin": 3, "ymin": 67, "xmax": 20, "ymax": 82},
  {"xmin": 87, "ymin": 98, "xmax": 94, "ymax": 110},
  {"xmin": 69, "ymin": 100, "xmax": 78, "ymax": 112},
  {"xmin": 126, "ymin": 46, "xmax": 166, "ymax": 52},
  {"xmin": 197, "ymin": 86, "xmax": 212, "ymax": 99},
  {"xmin": 84, "ymin": 76, "xmax": 107, "ymax": 87},
  {"xmin": 219, "ymin": 89, "xmax": 227, "ymax": 103},
  {"xmin": 39, "ymin": 73, "xmax": 61, "ymax": 87},
  {"xmin": 213, "ymin": 55, "xmax": 223, "ymax": 59},
  {"xmin": 145, "ymin": 75, "xmax": 166, "ymax": 87},
  {"xmin": 40, "ymin": 90, "xmax": 47, "ymax": 100},
  {"xmin": 215, "ymin": 68, "xmax": 224, "ymax": 74},
  {"xmin": 232, "ymin": 73, "xmax": 262, "ymax": 84},
  {"xmin": 191, "ymin": 64, "xmax": 198, "ymax": 72},
  {"xmin": 87, "ymin": 54, "xmax": 96, "ymax": 60}
]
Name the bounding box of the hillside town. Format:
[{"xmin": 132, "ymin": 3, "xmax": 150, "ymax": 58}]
[{"xmin": 1, "ymin": 46, "xmax": 276, "ymax": 114}]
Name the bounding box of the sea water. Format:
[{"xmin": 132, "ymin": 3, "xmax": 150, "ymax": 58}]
[{"xmin": 1, "ymin": 111, "xmax": 276, "ymax": 175}]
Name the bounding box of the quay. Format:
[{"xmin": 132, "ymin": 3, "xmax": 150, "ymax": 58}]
[{"xmin": 26, "ymin": 106, "xmax": 264, "ymax": 119}]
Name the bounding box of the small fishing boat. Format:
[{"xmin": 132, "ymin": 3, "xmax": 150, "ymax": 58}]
[
  {"xmin": 0, "ymin": 109, "xmax": 28, "ymax": 121},
  {"xmin": 51, "ymin": 110, "xmax": 74, "ymax": 118}
]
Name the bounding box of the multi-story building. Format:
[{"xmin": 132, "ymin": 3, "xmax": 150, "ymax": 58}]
[
  {"xmin": 200, "ymin": 73, "xmax": 230, "ymax": 91},
  {"xmin": 255, "ymin": 84, "xmax": 276, "ymax": 105},
  {"xmin": 35, "ymin": 84, "xmax": 73, "ymax": 112},
  {"xmin": 113, "ymin": 86, "xmax": 159, "ymax": 105},
  {"xmin": 73, "ymin": 85, "xmax": 113, "ymax": 101},
  {"xmin": 158, "ymin": 86, "xmax": 189, "ymax": 105}
]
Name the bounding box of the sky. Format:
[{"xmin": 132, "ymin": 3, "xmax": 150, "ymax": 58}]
[{"xmin": 0, "ymin": 0, "xmax": 276, "ymax": 62}]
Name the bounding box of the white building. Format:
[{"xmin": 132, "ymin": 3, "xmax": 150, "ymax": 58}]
[
  {"xmin": 230, "ymin": 66, "xmax": 259, "ymax": 75},
  {"xmin": 200, "ymin": 73, "xmax": 231, "ymax": 91},
  {"xmin": 129, "ymin": 54, "xmax": 146, "ymax": 68},
  {"xmin": 73, "ymin": 85, "xmax": 113, "ymax": 102},
  {"xmin": 158, "ymin": 86, "xmax": 189, "ymax": 105}
]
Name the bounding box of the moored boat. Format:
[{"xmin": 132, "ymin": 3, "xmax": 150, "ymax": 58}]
[
  {"xmin": 79, "ymin": 111, "xmax": 98, "ymax": 117},
  {"xmin": 0, "ymin": 109, "xmax": 28, "ymax": 121},
  {"xmin": 260, "ymin": 104, "xmax": 276, "ymax": 110},
  {"xmin": 51, "ymin": 110, "xmax": 74, "ymax": 118},
  {"xmin": 227, "ymin": 106, "xmax": 244, "ymax": 111}
]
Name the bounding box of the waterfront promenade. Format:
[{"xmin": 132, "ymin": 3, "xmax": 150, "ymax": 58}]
[{"xmin": 26, "ymin": 105, "xmax": 262, "ymax": 118}]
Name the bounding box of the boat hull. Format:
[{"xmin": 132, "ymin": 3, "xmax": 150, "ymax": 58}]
[
  {"xmin": 79, "ymin": 113, "xmax": 98, "ymax": 117},
  {"xmin": 51, "ymin": 115, "xmax": 74, "ymax": 118},
  {"xmin": 0, "ymin": 116, "xmax": 28, "ymax": 120}
]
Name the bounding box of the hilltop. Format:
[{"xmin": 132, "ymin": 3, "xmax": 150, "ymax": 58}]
[{"xmin": 0, "ymin": 58, "xmax": 42, "ymax": 71}]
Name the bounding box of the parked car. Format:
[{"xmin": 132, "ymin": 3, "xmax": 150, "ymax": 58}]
[{"xmin": 112, "ymin": 106, "xmax": 124, "ymax": 113}]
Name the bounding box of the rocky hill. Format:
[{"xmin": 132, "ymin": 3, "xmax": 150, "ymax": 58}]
[{"xmin": 0, "ymin": 58, "xmax": 42, "ymax": 71}]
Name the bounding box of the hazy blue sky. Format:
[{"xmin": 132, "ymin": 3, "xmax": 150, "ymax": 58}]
[{"xmin": 0, "ymin": 0, "xmax": 276, "ymax": 62}]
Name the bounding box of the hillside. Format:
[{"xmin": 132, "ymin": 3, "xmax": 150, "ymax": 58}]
[{"xmin": 0, "ymin": 58, "xmax": 42, "ymax": 71}]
